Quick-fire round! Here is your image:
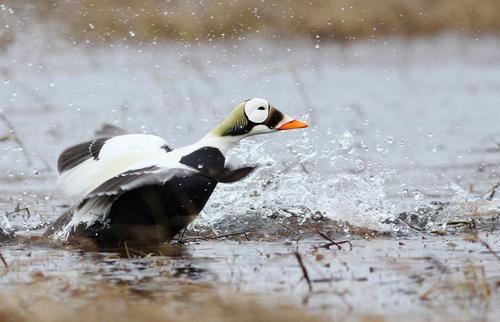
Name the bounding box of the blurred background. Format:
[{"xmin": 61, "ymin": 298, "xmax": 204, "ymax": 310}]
[
  {"xmin": 3, "ymin": 0, "xmax": 500, "ymax": 44},
  {"xmin": 1, "ymin": 0, "xmax": 500, "ymax": 231}
]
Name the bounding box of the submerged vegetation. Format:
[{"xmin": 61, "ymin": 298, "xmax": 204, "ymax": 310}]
[{"xmin": 2, "ymin": 0, "xmax": 500, "ymax": 43}]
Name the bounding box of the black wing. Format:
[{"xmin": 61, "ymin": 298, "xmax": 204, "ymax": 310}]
[
  {"xmin": 202, "ymin": 166, "xmax": 255, "ymax": 183},
  {"xmin": 84, "ymin": 164, "xmax": 256, "ymax": 200},
  {"xmin": 57, "ymin": 137, "xmax": 111, "ymax": 173}
]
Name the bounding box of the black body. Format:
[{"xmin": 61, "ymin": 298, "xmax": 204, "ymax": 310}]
[{"xmin": 46, "ymin": 147, "xmax": 226, "ymax": 247}]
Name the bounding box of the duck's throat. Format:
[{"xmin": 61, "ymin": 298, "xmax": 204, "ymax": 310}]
[{"xmin": 198, "ymin": 133, "xmax": 241, "ymax": 156}]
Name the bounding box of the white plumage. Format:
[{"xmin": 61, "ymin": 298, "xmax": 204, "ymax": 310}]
[
  {"xmin": 59, "ymin": 134, "xmax": 169, "ymax": 198},
  {"xmin": 58, "ymin": 133, "xmax": 240, "ymax": 199}
]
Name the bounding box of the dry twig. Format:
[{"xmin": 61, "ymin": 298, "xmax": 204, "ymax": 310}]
[
  {"xmin": 123, "ymin": 241, "xmax": 131, "ymax": 258},
  {"xmin": 0, "ymin": 252, "xmax": 8, "ymax": 269},
  {"xmin": 486, "ymin": 181, "xmax": 500, "ymax": 201},
  {"xmin": 294, "ymin": 251, "xmax": 312, "ymax": 292},
  {"xmin": 446, "ymin": 220, "xmax": 476, "ymax": 230},
  {"xmin": 6, "ymin": 203, "xmax": 30, "ymax": 216},
  {"xmin": 176, "ymin": 226, "xmax": 189, "ymax": 244},
  {"xmin": 183, "ymin": 231, "xmax": 249, "ymax": 241},
  {"xmin": 399, "ymin": 218, "xmax": 425, "ymax": 232},
  {"xmin": 316, "ymin": 230, "xmax": 352, "ymax": 250},
  {"xmin": 469, "ymin": 233, "xmax": 500, "ymax": 261}
]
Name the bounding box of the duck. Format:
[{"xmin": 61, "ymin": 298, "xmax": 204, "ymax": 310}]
[{"xmin": 43, "ymin": 98, "xmax": 308, "ymax": 246}]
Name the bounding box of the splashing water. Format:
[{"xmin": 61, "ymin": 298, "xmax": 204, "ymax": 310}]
[
  {"xmin": 194, "ymin": 125, "xmax": 396, "ymax": 234},
  {"xmin": 0, "ymin": 35, "xmax": 499, "ymax": 238},
  {"xmin": 3, "ymin": 206, "xmax": 45, "ymax": 233},
  {"xmin": 0, "ymin": 213, "xmax": 11, "ymax": 233}
]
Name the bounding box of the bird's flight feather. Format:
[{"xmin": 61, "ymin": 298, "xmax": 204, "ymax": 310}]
[{"xmin": 57, "ymin": 134, "xmax": 173, "ymax": 198}]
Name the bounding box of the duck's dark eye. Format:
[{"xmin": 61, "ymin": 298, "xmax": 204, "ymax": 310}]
[{"xmin": 258, "ymin": 106, "xmax": 266, "ymax": 110}]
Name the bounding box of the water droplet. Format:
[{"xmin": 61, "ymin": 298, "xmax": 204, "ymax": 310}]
[
  {"xmin": 412, "ymin": 190, "xmax": 424, "ymax": 201},
  {"xmin": 354, "ymin": 159, "xmax": 365, "ymax": 171},
  {"xmin": 339, "ymin": 131, "xmax": 354, "ymax": 150}
]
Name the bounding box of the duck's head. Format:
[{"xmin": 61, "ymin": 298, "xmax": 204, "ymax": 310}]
[{"xmin": 210, "ymin": 98, "xmax": 308, "ymax": 138}]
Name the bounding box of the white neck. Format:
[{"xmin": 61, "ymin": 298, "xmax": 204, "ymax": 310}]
[
  {"xmin": 199, "ymin": 133, "xmax": 241, "ymax": 155},
  {"xmin": 166, "ymin": 133, "xmax": 241, "ymax": 162}
]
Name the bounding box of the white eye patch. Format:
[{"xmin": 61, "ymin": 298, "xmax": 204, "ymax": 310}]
[{"xmin": 244, "ymin": 98, "xmax": 270, "ymax": 123}]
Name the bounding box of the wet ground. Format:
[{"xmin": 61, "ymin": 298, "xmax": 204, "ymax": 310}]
[
  {"xmin": 1, "ymin": 234, "xmax": 500, "ymax": 321},
  {"xmin": 1, "ymin": 33, "xmax": 500, "ymax": 321}
]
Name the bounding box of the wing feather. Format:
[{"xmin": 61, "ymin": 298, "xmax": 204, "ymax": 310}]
[
  {"xmin": 57, "ymin": 137, "xmax": 110, "ymax": 173},
  {"xmin": 57, "ymin": 134, "xmax": 174, "ymax": 198},
  {"xmin": 85, "ymin": 164, "xmax": 198, "ymax": 199},
  {"xmin": 85, "ymin": 163, "xmax": 256, "ymax": 200}
]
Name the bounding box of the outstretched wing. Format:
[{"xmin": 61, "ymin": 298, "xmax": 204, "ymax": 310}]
[
  {"xmin": 57, "ymin": 134, "xmax": 174, "ymax": 198},
  {"xmin": 57, "ymin": 134, "xmax": 173, "ymax": 175},
  {"xmin": 49, "ymin": 163, "xmax": 256, "ymax": 241},
  {"xmin": 85, "ymin": 163, "xmax": 256, "ymax": 199},
  {"xmin": 57, "ymin": 137, "xmax": 112, "ymax": 173}
]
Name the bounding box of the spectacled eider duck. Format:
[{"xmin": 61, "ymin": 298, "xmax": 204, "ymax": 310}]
[{"xmin": 43, "ymin": 98, "xmax": 308, "ymax": 246}]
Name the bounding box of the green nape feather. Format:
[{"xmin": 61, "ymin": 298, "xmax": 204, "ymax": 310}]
[{"xmin": 210, "ymin": 102, "xmax": 250, "ymax": 137}]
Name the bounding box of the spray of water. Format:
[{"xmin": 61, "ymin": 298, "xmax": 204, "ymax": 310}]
[
  {"xmin": 194, "ymin": 124, "xmax": 396, "ymax": 234},
  {"xmin": 0, "ymin": 213, "xmax": 11, "ymax": 233}
]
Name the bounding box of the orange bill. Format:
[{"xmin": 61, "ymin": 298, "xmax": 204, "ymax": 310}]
[{"xmin": 277, "ymin": 119, "xmax": 309, "ymax": 131}]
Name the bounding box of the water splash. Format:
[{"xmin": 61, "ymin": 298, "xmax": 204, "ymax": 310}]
[
  {"xmin": 385, "ymin": 182, "xmax": 500, "ymax": 233},
  {"xmin": 194, "ymin": 127, "xmax": 396, "ymax": 234},
  {"xmin": 2, "ymin": 200, "xmax": 45, "ymax": 233},
  {"xmin": 0, "ymin": 212, "xmax": 11, "ymax": 233}
]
